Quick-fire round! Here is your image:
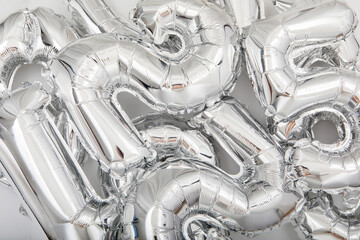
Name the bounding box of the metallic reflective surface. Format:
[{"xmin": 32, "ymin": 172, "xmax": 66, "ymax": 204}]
[
  {"xmin": 67, "ymin": 0, "xmax": 241, "ymax": 114},
  {"xmin": 294, "ymin": 192, "xmax": 360, "ymax": 239},
  {"xmin": 193, "ymin": 98, "xmax": 298, "ymax": 235},
  {"xmin": 245, "ymin": 0, "xmax": 360, "ymax": 238},
  {"xmin": 1, "ymin": 0, "xmax": 360, "ymax": 239},
  {"xmin": 0, "ymin": 84, "xmax": 118, "ymax": 239},
  {"xmin": 245, "ymin": 1, "xmax": 359, "ymax": 107},
  {"xmin": 139, "ymin": 123, "xmax": 217, "ymax": 166},
  {"xmin": 0, "ymin": 8, "xmax": 78, "ymax": 93},
  {"xmin": 119, "ymin": 159, "xmax": 249, "ymax": 240}
]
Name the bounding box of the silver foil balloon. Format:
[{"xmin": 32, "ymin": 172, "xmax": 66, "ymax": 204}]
[
  {"xmin": 0, "ymin": 83, "xmax": 118, "ymax": 239},
  {"xmin": 48, "ymin": 34, "xmax": 156, "ymax": 178},
  {"xmin": 0, "ymin": 8, "xmax": 122, "ymax": 240},
  {"xmin": 65, "ymin": 0, "xmax": 241, "ymax": 114},
  {"xmin": 119, "ymin": 159, "xmax": 250, "ymax": 240},
  {"xmin": 141, "ymin": 125, "xmax": 216, "ymax": 165},
  {"xmin": 193, "ymin": 97, "xmax": 298, "ymax": 235},
  {"xmin": 0, "ymin": 8, "xmax": 78, "ymax": 93},
  {"xmin": 245, "ymin": 1, "xmax": 359, "ymax": 107},
  {"xmin": 2, "ymin": 0, "xmax": 359, "ymax": 239},
  {"xmin": 133, "ymin": 114, "xmax": 217, "ymax": 166},
  {"xmin": 193, "ymin": 97, "xmax": 284, "ymax": 185},
  {"xmin": 245, "ymin": 1, "xmax": 360, "ymax": 192},
  {"xmin": 48, "ymin": 0, "xmax": 242, "ymax": 186},
  {"xmin": 118, "ymin": 158, "xmax": 298, "ymax": 239},
  {"xmin": 245, "ymin": 1, "xmax": 360, "ymax": 238},
  {"xmin": 117, "ymin": 159, "xmax": 248, "ymax": 240},
  {"xmin": 293, "ymin": 192, "xmax": 360, "ymax": 240},
  {"xmin": 282, "ymin": 74, "xmax": 360, "ymax": 194}
]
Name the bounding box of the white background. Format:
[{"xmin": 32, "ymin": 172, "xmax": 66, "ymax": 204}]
[{"xmin": 0, "ymin": 0, "xmax": 359, "ymax": 239}]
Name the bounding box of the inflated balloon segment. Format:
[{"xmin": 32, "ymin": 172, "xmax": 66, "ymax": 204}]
[{"xmin": 0, "ymin": 0, "xmax": 359, "ymax": 239}]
